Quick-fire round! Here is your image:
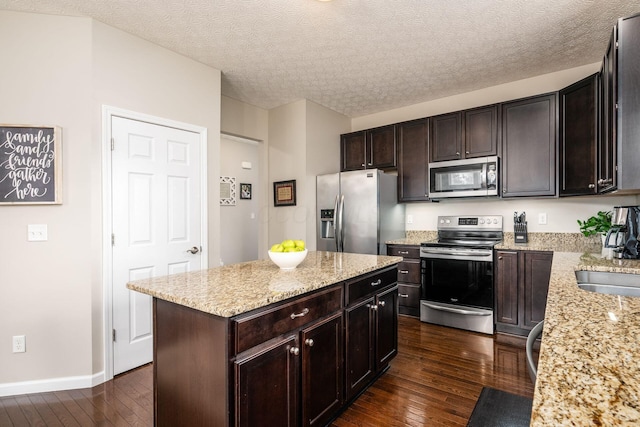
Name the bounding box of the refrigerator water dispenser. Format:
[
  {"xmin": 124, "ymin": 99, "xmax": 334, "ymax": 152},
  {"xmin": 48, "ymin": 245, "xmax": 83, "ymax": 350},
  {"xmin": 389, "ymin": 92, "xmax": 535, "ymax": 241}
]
[{"xmin": 320, "ymin": 209, "xmax": 335, "ymax": 239}]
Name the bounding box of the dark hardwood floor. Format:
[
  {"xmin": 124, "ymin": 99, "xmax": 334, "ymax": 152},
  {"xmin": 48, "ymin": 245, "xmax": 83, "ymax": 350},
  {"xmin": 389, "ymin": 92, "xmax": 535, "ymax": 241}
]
[{"xmin": 0, "ymin": 316, "xmax": 534, "ymax": 426}]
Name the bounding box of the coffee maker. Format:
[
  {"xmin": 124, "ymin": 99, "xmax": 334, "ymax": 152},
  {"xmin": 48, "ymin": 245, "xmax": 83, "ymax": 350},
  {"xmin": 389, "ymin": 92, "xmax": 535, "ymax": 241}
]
[{"xmin": 604, "ymin": 206, "xmax": 640, "ymax": 259}]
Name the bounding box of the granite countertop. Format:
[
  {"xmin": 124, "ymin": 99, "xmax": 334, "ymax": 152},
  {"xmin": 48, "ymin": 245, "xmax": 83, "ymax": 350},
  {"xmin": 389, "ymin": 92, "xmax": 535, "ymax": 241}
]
[
  {"xmin": 127, "ymin": 251, "xmax": 402, "ymax": 318},
  {"xmin": 531, "ymin": 251, "xmax": 640, "ymax": 426}
]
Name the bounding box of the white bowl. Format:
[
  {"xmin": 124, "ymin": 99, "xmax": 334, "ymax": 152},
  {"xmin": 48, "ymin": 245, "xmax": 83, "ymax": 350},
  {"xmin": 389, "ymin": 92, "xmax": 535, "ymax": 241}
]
[{"xmin": 268, "ymin": 249, "xmax": 308, "ymax": 270}]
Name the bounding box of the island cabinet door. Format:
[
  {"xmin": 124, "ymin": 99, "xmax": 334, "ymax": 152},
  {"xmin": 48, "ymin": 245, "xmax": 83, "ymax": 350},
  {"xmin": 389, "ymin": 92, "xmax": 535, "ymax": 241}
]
[
  {"xmin": 376, "ymin": 285, "xmax": 398, "ymax": 368},
  {"xmin": 344, "ymin": 296, "xmax": 376, "ymax": 401},
  {"xmin": 301, "ymin": 312, "xmax": 344, "ymax": 427},
  {"xmin": 234, "ymin": 335, "xmax": 299, "ymax": 427}
]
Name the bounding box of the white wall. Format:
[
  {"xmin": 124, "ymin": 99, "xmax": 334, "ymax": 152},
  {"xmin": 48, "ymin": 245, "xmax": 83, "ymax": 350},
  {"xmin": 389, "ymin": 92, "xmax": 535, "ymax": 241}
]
[
  {"xmin": 220, "ymin": 96, "xmax": 270, "ymax": 258},
  {"xmin": 268, "ymin": 101, "xmax": 308, "ymax": 245},
  {"xmin": 0, "ymin": 11, "xmax": 94, "ymax": 386},
  {"xmin": 267, "ymin": 100, "xmax": 350, "ymax": 249},
  {"xmin": 351, "ymin": 63, "xmax": 639, "ymax": 233},
  {"xmin": 220, "ymin": 136, "xmax": 260, "ymax": 264},
  {"xmin": 0, "ymin": 10, "xmax": 221, "ymax": 393}
]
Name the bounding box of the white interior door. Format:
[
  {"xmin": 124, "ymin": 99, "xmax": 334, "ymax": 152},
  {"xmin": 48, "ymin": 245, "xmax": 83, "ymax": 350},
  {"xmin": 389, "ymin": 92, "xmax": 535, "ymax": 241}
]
[{"xmin": 111, "ymin": 116, "xmax": 203, "ymax": 375}]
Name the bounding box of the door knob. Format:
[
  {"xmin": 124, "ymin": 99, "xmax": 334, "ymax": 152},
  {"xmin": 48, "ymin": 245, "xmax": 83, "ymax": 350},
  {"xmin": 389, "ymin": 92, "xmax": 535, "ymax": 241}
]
[{"xmin": 186, "ymin": 246, "xmax": 200, "ymax": 254}]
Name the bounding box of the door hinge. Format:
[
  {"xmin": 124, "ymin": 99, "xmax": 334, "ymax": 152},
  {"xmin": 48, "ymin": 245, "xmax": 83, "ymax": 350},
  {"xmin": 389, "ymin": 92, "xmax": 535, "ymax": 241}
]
[
  {"xmin": 112, "ymin": 329, "xmax": 116, "ymax": 342},
  {"xmin": 111, "ymin": 138, "xmax": 115, "ymax": 151},
  {"xmin": 111, "ymin": 233, "xmax": 115, "ymax": 246}
]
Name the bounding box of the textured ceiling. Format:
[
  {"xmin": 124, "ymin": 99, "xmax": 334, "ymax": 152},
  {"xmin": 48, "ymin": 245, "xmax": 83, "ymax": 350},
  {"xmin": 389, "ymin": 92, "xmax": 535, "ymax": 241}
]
[{"xmin": 2, "ymin": 0, "xmax": 640, "ymax": 117}]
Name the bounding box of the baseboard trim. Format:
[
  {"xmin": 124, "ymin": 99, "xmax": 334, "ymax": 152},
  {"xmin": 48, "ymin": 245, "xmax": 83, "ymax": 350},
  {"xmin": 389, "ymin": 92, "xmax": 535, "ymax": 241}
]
[{"xmin": 0, "ymin": 371, "xmax": 106, "ymax": 397}]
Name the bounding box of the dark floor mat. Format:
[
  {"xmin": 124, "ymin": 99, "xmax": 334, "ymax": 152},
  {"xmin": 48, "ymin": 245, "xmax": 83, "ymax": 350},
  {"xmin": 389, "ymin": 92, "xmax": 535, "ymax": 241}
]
[{"xmin": 466, "ymin": 387, "xmax": 533, "ymax": 427}]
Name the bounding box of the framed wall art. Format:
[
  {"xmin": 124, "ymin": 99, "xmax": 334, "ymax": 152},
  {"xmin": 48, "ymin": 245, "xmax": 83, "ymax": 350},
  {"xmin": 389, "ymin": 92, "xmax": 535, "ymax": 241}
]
[
  {"xmin": 0, "ymin": 124, "xmax": 62, "ymax": 205},
  {"xmin": 220, "ymin": 176, "xmax": 236, "ymax": 205},
  {"xmin": 273, "ymin": 179, "xmax": 296, "ymax": 207},
  {"xmin": 240, "ymin": 183, "xmax": 252, "ymax": 200}
]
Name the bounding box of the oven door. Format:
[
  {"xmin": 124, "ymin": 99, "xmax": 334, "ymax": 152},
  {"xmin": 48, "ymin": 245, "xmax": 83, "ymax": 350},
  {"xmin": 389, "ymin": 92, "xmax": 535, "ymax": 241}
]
[
  {"xmin": 420, "ymin": 255, "xmax": 494, "ymax": 334},
  {"xmin": 421, "ymin": 257, "xmax": 494, "ymax": 309}
]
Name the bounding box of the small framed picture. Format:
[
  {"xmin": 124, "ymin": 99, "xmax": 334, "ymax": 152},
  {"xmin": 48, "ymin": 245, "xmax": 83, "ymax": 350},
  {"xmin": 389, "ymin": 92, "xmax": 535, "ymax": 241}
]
[
  {"xmin": 273, "ymin": 179, "xmax": 296, "ymax": 207},
  {"xmin": 240, "ymin": 183, "xmax": 252, "ymax": 200}
]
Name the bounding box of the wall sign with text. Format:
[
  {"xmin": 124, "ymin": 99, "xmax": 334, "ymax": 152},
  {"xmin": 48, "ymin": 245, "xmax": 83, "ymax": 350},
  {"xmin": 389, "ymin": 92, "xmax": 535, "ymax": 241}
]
[{"xmin": 0, "ymin": 125, "xmax": 62, "ymax": 205}]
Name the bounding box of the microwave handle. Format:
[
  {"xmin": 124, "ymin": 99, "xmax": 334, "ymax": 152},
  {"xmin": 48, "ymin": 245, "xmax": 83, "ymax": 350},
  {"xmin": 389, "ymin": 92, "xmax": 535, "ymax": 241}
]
[{"xmin": 481, "ymin": 162, "xmax": 487, "ymax": 188}]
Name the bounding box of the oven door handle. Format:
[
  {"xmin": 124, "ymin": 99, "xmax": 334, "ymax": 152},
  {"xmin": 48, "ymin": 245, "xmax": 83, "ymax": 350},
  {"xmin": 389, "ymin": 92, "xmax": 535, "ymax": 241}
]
[
  {"xmin": 420, "ymin": 251, "xmax": 492, "ymax": 257},
  {"xmin": 423, "ymin": 302, "xmax": 492, "ymax": 316}
]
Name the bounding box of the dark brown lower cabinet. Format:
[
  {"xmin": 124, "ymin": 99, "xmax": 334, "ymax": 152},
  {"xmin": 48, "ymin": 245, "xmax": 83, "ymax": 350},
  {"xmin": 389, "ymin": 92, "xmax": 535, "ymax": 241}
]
[
  {"xmin": 345, "ymin": 284, "xmax": 398, "ymax": 401},
  {"xmin": 235, "ymin": 312, "xmax": 343, "ymax": 427},
  {"xmin": 301, "ymin": 314, "xmax": 344, "ymax": 427},
  {"xmin": 495, "ymin": 250, "xmax": 553, "ymax": 336},
  {"xmin": 153, "ymin": 265, "xmax": 399, "ymax": 427},
  {"xmin": 235, "ymin": 335, "xmax": 299, "ymax": 427}
]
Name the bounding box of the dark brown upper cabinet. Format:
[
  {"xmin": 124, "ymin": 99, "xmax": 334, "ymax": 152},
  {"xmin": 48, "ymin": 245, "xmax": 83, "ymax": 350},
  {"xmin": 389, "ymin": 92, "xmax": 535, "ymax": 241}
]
[
  {"xmin": 396, "ymin": 118, "xmax": 429, "ymax": 202},
  {"xmin": 559, "ymin": 73, "xmax": 599, "ymax": 196},
  {"xmin": 429, "ymin": 105, "xmax": 498, "ymax": 162},
  {"xmin": 599, "ymin": 29, "xmax": 617, "ymax": 193},
  {"xmin": 340, "ymin": 125, "xmax": 396, "ymax": 171},
  {"xmin": 501, "ymin": 93, "xmax": 557, "ymax": 198},
  {"xmin": 614, "ymin": 13, "xmax": 640, "ymax": 191}
]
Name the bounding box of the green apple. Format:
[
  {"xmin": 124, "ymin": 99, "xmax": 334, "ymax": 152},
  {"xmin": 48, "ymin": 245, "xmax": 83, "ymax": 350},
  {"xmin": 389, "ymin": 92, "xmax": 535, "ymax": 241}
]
[
  {"xmin": 284, "ymin": 247, "xmax": 296, "ymax": 252},
  {"xmin": 270, "ymin": 243, "xmax": 284, "ymax": 252},
  {"xmin": 294, "ymin": 240, "xmax": 305, "ymax": 249},
  {"xmin": 293, "ymin": 246, "xmax": 304, "ymax": 252},
  {"xmin": 281, "ymin": 239, "xmax": 295, "ymax": 249}
]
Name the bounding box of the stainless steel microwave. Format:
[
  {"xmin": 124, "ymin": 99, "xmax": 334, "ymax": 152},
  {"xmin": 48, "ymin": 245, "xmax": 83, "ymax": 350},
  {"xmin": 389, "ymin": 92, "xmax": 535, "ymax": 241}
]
[{"xmin": 428, "ymin": 156, "xmax": 498, "ymax": 199}]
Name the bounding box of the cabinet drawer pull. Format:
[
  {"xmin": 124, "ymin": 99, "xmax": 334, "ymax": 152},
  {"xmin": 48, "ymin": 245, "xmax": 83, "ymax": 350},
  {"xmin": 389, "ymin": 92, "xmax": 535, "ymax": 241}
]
[
  {"xmin": 398, "ymin": 251, "xmax": 409, "ymax": 255},
  {"xmin": 399, "ymin": 293, "xmax": 409, "ymax": 298},
  {"xmin": 290, "ymin": 308, "xmax": 309, "ymax": 319},
  {"xmin": 305, "ymin": 339, "xmax": 314, "ymax": 347},
  {"xmin": 399, "ymin": 270, "xmax": 409, "ymax": 274},
  {"xmin": 289, "ymin": 346, "xmax": 300, "ymax": 355},
  {"xmin": 588, "ymin": 183, "xmax": 596, "ymax": 189},
  {"xmin": 370, "ymin": 279, "xmax": 382, "ymax": 287}
]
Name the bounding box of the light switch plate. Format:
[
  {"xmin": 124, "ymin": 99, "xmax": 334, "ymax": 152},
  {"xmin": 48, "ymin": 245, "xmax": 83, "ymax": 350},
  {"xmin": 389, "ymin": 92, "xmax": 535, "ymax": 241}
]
[{"xmin": 28, "ymin": 224, "xmax": 48, "ymax": 241}]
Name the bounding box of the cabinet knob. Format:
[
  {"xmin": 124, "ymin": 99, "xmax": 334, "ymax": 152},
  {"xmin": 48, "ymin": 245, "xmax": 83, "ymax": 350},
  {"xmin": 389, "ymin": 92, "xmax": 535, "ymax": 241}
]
[
  {"xmin": 456, "ymin": 151, "xmax": 461, "ymax": 156},
  {"xmin": 465, "ymin": 151, "xmax": 469, "ymax": 155},
  {"xmin": 366, "ymin": 304, "xmax": 378, "ymax": 311},
  {"xmin": 498, "ymin": 256, "xmax": 503, "ymax": 260},
  {"xmin": 588, "ymin": 183, "xmax": 596, "ymax": 189},
  {"xmin": 367, "ymin": 162, "xmax": 372, "ymax": 166},
  {"xmin": 503, "ymin": 189, "xmax": 506, "ymax": 193},
  {"xmin": 305, "ymin": 339, "xmax": 314, "ymax": 347},
  {"xmin": 361, "ymin": 163, "xmax": 365, "ymax": 167},
  {"xmin": 289, "ymin": 347, "xmax": 300, "ymax": 356},
  {"xmin": 378, "ymin": 300, "xmax": 386, "ymax": 307}
]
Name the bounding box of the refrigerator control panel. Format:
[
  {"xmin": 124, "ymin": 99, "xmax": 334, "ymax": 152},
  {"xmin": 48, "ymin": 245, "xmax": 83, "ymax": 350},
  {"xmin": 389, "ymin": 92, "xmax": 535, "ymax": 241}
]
[{"xmin": 320, "ymin": 209, "xmax": 334, "ymax": 220}]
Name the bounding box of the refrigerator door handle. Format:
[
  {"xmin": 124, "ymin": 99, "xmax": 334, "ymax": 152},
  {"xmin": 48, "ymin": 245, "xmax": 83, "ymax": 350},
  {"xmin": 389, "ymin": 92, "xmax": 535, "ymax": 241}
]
[
  {"xmin": 338, "ymin": 194, "xmax": 345, "ymax": 252},
  {"xmin": 333, "ymin": 194, "xmax": 340, "ymax": 252}
]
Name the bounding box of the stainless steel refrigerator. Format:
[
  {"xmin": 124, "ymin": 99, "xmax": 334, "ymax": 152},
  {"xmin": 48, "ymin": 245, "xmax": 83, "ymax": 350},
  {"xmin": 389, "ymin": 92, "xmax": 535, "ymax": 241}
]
[{"xmin": 316, "ymin": 169, "xmax": 405, "ymax": 255}]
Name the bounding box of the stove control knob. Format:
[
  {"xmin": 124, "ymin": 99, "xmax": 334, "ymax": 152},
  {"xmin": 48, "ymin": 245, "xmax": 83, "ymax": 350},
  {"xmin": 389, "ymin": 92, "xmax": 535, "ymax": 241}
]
[
  {"xmin": 445, "ymin": 219, "xmax": 451, "ymax": 224},
  {"xmin": 479, "ymin": 219, "xmax": 485, "ymax": 224},
  {"xmin": 440, "ymin": 219, "xmax": 444, "ymax": 224},
  {"xmin": 493, "ymin": 219, "xmax": 498, "ymax": 224}
]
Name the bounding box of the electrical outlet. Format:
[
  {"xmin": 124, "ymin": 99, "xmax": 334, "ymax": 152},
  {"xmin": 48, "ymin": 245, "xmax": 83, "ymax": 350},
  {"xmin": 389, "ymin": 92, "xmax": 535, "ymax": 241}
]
[
  {"xmin": 13, "ymin": 335, "xmax": 26, "ymax": 353},
  {"xmin": 538, "ymin": 213, "xmax": 548, "ymax": 225},
  {"xmin": 407, "ymin": 214, "xmax": 414, "ymax": 224}
]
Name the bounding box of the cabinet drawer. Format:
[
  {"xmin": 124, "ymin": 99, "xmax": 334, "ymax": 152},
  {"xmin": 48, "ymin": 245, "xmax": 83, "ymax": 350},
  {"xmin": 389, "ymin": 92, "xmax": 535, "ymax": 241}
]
[
  {"xmin": 397, "ymin": 260, "xmax": 420, "ymax": 284},
  {"xmin": 346, "ymin": 267, "xmax": 397, "ymax": 305},
  {"xmin": 387, "ymin": 245, "xmax": 420, "ymax": 258},
  {"xmin": 233, "ymin": 285, "xmax": 343, "ymax": 354},
  {"xmin": 398, "ymin": 283, "xmax": 420, "ymax": 308}
]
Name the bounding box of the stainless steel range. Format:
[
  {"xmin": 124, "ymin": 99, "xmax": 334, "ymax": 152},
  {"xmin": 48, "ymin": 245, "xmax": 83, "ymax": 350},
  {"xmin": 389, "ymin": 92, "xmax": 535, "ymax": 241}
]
[{"xmin": 420, "ymin": 215, "xmax": 503, "ymax": 334}]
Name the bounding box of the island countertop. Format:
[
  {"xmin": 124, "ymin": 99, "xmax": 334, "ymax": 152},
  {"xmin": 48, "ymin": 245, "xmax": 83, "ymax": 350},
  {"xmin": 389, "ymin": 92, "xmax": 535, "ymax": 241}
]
[
  {"xmin": 531, "ymin": 251, "xmax": 640, "ymax": 426},
  {"xmin": 127, "ymin": 250, "xmax": 402, "ymax": 318}
]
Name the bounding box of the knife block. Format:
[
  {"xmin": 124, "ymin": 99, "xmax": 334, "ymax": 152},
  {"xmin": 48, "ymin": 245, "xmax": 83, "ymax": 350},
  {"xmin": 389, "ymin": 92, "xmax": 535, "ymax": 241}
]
[{"xmin": 514, "ymin": 221, "xmax": 528, "ymax": 244}]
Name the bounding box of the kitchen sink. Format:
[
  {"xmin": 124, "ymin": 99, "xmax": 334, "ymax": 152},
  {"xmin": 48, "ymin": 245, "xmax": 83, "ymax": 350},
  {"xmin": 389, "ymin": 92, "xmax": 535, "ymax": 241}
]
[{"xmin": 575, "ymin": 270, "xmax": 640, "ymax": 297}]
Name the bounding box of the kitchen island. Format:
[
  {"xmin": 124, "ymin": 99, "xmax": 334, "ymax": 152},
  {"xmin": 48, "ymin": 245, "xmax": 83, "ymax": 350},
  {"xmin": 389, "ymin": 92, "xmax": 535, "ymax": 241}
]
[{"xmin": 127, "ymin": 250, "xmax": 402, "ymax": 427}]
